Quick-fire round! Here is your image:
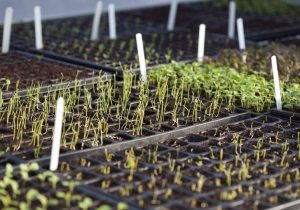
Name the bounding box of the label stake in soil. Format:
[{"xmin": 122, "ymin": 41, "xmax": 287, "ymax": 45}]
[
  {"xmin": 197, "ymin": 24, "xmax": 206, "ymax": 63},
  {"xmin": 237, "ymin": 18, "xmax": 246, "ymax": 51},
  {"xmin": 167, "ymin": 0, "xmax": 178, "ymax": 31},
  {"xmin": 50, "ymin": 98, "xmax": 64, "ymax": 171},
  {"xmin": 91, "ymin": 1, "xmax": 103, "ymax": 41},
  {"xmin": 237, "ymin": 17, "xmax": 247, "ymax": 62},
  {"xmin": 271, "ymin": 56, "xmax": 282, "ymax": 110},
  {"xmin": 34, "ymin": 6, "xmax": 43, "ymax": 50},
  {"xmin": 136, "ymin": 33, "xmax": 147, "ymax": 82},
  {"xmin": 108, "ymin": 3, "xmax": 117, "ymax": 40},
  {"xmin": 1, "ymin": 7, "xmax": 13, "ymax": 54},
  {"xmin": 228, "ymin": 0, "xmax": 236, "ymax": 38}
]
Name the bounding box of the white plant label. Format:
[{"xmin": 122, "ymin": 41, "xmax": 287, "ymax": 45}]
[
  {"xmin": 271, "ymin": 56, "xmax": 283, "ymax": 110},
  {"xmin": 91, "ymin": 1, "xmax": 103, "ymax": 40},
  {"xmin": 228, "ymin": 0, "xmax": 236, "ymax": 38},
  {"xmin": 237, "ymin": 18, "xmax": 246, "ymax": 51},
  {"xmin": 136, "ymin": 33, "xmax": 147, "ymax": 82},
  {"xmin": 108, "ymin": 4, "xmax": 117, "ymax": 40},
  {"xmin": 50, "ymin": 98, "xmax": 64, "ymax": 171},
  {"xmin": 167, "ymin": 0, "xmax": 178, "ymax": 31},
  {"xmin": 34, "ymin": 6, "xmax": 43, "ymax": 50},
  {"xmin": 2, "ymin": 7, "xmax": 13, "ymax": 54},
  {"xmin": 197, "ymin": 24, "xmax": 206, "ymax": 63}
]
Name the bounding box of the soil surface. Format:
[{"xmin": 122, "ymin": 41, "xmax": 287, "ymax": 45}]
[{"xmin": 0, "ymin": 52, "xmax": 95, "ymax": 91}]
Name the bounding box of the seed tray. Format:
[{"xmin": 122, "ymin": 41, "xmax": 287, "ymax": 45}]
[
  {"xmin": 0, "ymin": 70, "xmax": 251, "ymax": 164},
  {"xmin": 125, "ymin": 1, "xmax": 251, "ymax": 32},
  {"xmin": 28, "ymin": 109, "xmax": 300, "ymax": 209},
  {"xmin": 15, "ymin": 30, "xmax": 245, "ymax": 75},
  {"xmin": 1, "ymin": 74, "xmax": 113, "ymax": 100},
  {"xmin": 271, "ymin": 109, "xmax": 300, "ymax": 120},
  {"xmin": 0, "ymin": 162, "xmax": 124, "ymax": 210},
  {"xmin": 207, "ymin": 42, "xmax": 300, "ymax": 85},
  {"xmin": 125, "ymin": 1, "xmax": 300, "ymax": 42},
  {"xmin": 11, "ymin": 13, "xmax": 165, "ymax": 43},
  {"xmin": 0, "ymin": 50, "xmax": 101, "ymax": 92},
  {"xmin": 181, "ymin": 1, "xmax": 300, "ymax": 41},
  {"xmin": 122, "ymin": 3, "xmax": 204, "ymax": 32},
  {"xmin": 10, "ymin": 101, "xmax": 249, "ymax": 162},
  {"xmin": 29, "ymin": 110, "xmax": 251, "ymax": 166},
  {"xmin": 274, "ymin": 35, "xmax": 300, "ymax": 47},
  {"xmin": 200, "ymin": 16, "xmax": 300, "ymax": 41}
]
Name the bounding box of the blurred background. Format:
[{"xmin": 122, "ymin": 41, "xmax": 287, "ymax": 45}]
[{"xmin": 0, "ymin": 0, "xmax": 198, "ymax": 23}]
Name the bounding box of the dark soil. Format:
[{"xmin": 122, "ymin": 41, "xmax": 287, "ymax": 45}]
[{"xmin": 0, "ymin": 52, "xmax": 95, "ymax": 91}]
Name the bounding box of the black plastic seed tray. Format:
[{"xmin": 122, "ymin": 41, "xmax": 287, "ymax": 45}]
[
  {"xmin": 125, "ymin": 1, "xmax": 300, "ymax": 42},
  {"xmin": 14, "ymin": 100, "xmax": 248, "ymax": 161},
  {"xmin": 0, "ymin": 67, "xmax": 251, "ymax": 163},
  {"xmin": 29, "ymin": 110, "xmax": 251, "ymax": 166},
  {"xmin": 182, "ymin": 1, "xmax": 300, "ymax": 42},
  {"xmin": 30, "ymin": 109, "xmax": 300, "ymax": 209},
  {"xmin": 271, "ymin": 109, "xmax": 300, "ymax": 120},
  {"xmin": 0, "ymin": 162, "xmax": 124, "ymax": 210},
  {"xmin": 0, "ymin": 153, "xmax": 24, "ymax": 174},
  {"xmin": 14, "ymin": 30, "xmax": 247, "ymax": 76},
  {"xmin": 274, "ymin": 35, "xmax": 300, "ymax": 47},
  {"xmin": 0, "ymin": 50, "xmax": 110, "ymax": 96},
  {"xmin": 11, "ymin": 12, "xmax": 166, "ymax": 43}
]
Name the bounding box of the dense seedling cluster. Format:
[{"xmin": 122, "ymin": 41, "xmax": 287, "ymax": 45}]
[
  {"xmin": 0, "ymin": 71, "xmax": 243, "ymax": 161},
  {"xmin": 209, "ymin": 44, "xmax": 300, "ymax": 83},
  {"xmin": 149, "ymin": 62, "xmax": 300, "ymax": 112}
]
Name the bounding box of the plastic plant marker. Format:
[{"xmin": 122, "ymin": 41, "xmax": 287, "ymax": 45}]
[
  {"xmin": 91, "ymin": 1, "xmax": 103, "ymax": 41},
  {"xmin": 237, "ymin": 18, "xmax": 246, "ymax": 51},
  {"xmin": 167, "ymin": 0, "xmax": 178, "ymax": 31},
  {"xmin": 34, "ymin": 6, "xmax": 43, "ymax": 50},
  {"xmin": 136, "ymin": 33, "xmax": 147, "ymax": 82},
  {"xmin": 50, "ymin": 98, "xmax": 64, "ymax": 171},
  {"xmin": 197, "ymin": 24, "xmax": 206, "ymax": 63},
  {"xmin": 108, "ymin": 4, "xmax": 117, "ymax": 40},
  {"xmin": 271, "ymin": 56, "xmax": 282, "ymax": 110},
  {"xmin": 2, "ymin": 7, "xmax": 13, "ymax": 54},
  {"xmin": 228, "ymin": 0, "xmax": 236, "ymax": 38}
]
